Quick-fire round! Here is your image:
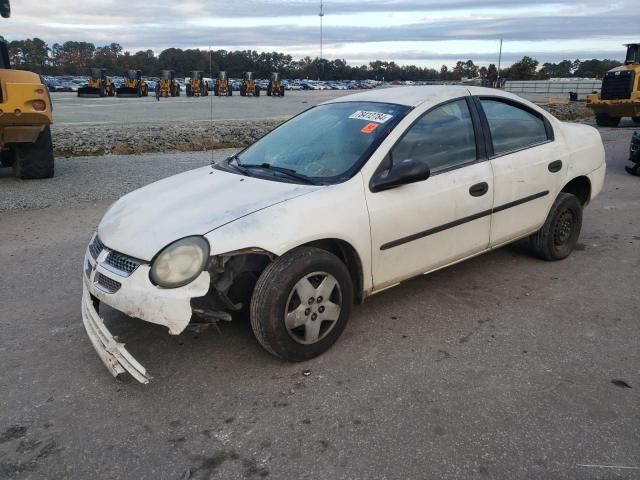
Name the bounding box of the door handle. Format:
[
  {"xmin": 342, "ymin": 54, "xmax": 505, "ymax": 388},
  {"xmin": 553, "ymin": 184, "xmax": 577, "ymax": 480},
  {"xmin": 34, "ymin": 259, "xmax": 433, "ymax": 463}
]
[
  {"xmin": 469, "ymin": 182, "xmax": 489, "ymax": 197},
  {"xmin": 548, "ymin": 160, "xmax": 563, "ymax": 173}
]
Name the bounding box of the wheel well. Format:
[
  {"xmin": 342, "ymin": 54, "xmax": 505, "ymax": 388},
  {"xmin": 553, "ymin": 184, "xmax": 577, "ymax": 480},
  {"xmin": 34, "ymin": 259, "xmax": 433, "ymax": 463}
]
[
  {"xmin": 561, "ymin": 176, "xmax": 591, "ymax": 206},
  {"xmin": 304, "ymin": 239, "xmax": 365, "ymax": 304}
]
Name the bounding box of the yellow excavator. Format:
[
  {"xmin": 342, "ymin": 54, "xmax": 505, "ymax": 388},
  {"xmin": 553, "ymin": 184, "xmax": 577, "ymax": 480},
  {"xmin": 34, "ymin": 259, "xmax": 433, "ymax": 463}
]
[
  {"xmin": 117, "ymin": 70, "xmax": 149, "ymax": 97},
  {"xmin": 186, "ymin": 70, "xmax": 208, "ymax": 97},
  {"xmin": 587, "ymin": 43, "xmax": 640, "ymax": 127},
  {"xmin": 78, "ymin": 68, "xmax": 117, "ymax": 97},
  {"xmin": 267, "ymin": 72, "xmax": 285, "ymax": 97},
  {"xmin": 0, "ymin": 0, "xmax": 55, "ymax": 179},
  {"xmin": 240, "ymin": 72, "xmax": 260, "ymax": 97},
  {"xmin": 214, "ymin": 70, "xmax": 232, "ymax": 96},
  {"xmin": 156, "ymin": 70, "xmax": 181, "ymax": 97}
]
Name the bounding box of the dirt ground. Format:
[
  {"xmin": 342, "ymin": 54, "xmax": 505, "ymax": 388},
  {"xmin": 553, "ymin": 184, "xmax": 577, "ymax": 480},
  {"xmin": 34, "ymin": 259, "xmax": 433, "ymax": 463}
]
[{"xmin": 0, "ymin": 122, "xmax": 638, "ymax": 479}]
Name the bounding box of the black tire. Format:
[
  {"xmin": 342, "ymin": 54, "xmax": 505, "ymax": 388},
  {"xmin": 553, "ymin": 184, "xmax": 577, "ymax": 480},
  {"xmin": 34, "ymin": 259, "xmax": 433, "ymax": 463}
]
[
  {"xmin": 12, "ymin": 126, "xmax": 55, "ymax": 179},
  {"xmin": 280, "ymin": 86, "xmax": 285, "ymax": 97},
  {"xmin": 240, "ymin": 85, "xmax": 246, "ymax": 96},
  {"xmin": 529, "ymin": 193, "xmax": 582, "ymax": 261},
  {"xmin": 255, "ymin": 86, "xmax": 260, "ymax": 97},
  {"xmin": 250, "ymin": 247, "xmax": 354, "ymax": 361},
  {"xmin": 100, "ymin": 86, "xmax": 107, "ymax": 97},
  {"xmin": 632, "ymin": 117, "xmax": 640, "ymax": 124},
  {"xmin": 626, "ymin": 164, "xmax": 640, "ymax": 176},
  {"xmin": 267, "ymin": 84, "xmax": 272, "ymax": 96},
  {"xmin": 228, "ymin": 88, "xmax": 233, "ymax": 96},
  {"xmin": 595, "ymin": 113, "xmax": 621, "ymax": 127}
]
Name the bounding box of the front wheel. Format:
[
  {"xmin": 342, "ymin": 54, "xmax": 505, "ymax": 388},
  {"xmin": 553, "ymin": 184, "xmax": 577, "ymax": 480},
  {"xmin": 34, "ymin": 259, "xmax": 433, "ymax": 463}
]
[
  {"xmin": 12, "ymin": 126, "xmax": 55, "ymax": 179},
  {"xmin": 595, "ymin": 112, "xmax": 620, "ymax": 127},
  {"xmin": 529, "ymin": 193, "xmax": 583, "ymax": 261},
  {"xmin": 250, "ymin": 247, "xmax": 353, "ymax": 361}
]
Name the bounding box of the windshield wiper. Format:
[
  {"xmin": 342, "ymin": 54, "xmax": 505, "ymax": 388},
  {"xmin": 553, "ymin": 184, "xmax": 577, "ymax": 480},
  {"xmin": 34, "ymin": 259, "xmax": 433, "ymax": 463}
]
[
  {"xmin": 224, "ymin": 155, "xmax": 252, "ymax": 176},
  {"xmin": 240, "ymin": 163, "xmax": 318, "ymax": 185}
]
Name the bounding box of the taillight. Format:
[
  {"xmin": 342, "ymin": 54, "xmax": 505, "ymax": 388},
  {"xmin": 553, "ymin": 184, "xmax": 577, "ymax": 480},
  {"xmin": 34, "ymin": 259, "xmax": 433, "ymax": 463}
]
[{"xmin": 32, "ymin": 100, "xmax": 46, "ymax": 111}]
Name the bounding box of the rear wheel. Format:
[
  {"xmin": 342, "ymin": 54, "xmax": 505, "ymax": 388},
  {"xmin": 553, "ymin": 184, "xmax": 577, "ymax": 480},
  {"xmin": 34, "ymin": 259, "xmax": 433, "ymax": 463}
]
[
  {"xmin": 595, "ymin": 113, "xmax": 621, "ymax": 127},
  {"xmin": 280, "ymin": 86, "xmax": 285, "ymax": 96},
  {"xmin": 12, "ymin": 126, "xmax": 54, "ymax": 180},
  {"xmin": 250, "ymin": 247, "xmax": 353, "ymax": 361},
  {"xmin": 255, "ymin": 86, "xmax": 261, "ymax": 97},
  {"xmin": 267, "ymin": 84, "xmax": 272, "ymax": 96},
  {"xmin": 530, "ymin": 193, "xmax": 582, "ymax": 261}
]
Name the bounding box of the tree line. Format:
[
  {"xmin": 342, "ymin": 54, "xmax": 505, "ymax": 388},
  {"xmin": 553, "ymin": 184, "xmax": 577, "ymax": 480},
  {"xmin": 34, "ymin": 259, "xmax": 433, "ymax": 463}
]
[{"xmin": 2, "ymin": 38, "xmax": 623, "ymax": 81}]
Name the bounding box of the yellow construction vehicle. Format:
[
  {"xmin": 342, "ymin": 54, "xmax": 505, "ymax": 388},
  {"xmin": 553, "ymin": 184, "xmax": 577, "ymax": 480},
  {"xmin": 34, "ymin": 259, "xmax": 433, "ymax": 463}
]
[
  {"xmin": 587, "ymin": 43, "xmax": 640, "ymax": 127},
  {"xmin": 267, "ymin": 72, "xmax": 285, "ymax": 97},
  {"xmin": 214, "ymin": 70, "xmax": 232, "ymax": 96},
  {"xmin": 240, "ymin": 72, "xmax": 260, "ymax": 97},
  {"xmin": 117, "ymin": 70, "xmax": 149, "ymax": 97},
  {"xmin": 78, "ymin": 68, "xmax": 116, "ymax": 97},
  {"xmin": 186, "ymin": 71, "xmax": 208, "ymax": 97},
  {"xmin": 156, "ymin": 70, "xmax": 181, "ymax": 97},
  {"xmin": 0, "ymin": 0, "xmax": 55, "ymax": 179}
]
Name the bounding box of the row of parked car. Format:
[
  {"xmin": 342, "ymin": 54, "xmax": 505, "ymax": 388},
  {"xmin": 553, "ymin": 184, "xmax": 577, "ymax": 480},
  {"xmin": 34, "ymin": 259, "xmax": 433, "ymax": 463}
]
[{"xmin": 42, "ymin": 76, "xmax": 382, "ymax": 93}]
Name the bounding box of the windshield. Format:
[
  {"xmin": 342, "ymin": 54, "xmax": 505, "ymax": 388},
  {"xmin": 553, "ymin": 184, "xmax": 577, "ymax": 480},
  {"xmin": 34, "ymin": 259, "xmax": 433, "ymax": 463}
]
[
  {"xmin": 231, "ymin": 101, "xmax": 409, "ymax": 183},
  {"xmin": 626, "ymin": 45, "xmax": 639, "ymax": 64}
]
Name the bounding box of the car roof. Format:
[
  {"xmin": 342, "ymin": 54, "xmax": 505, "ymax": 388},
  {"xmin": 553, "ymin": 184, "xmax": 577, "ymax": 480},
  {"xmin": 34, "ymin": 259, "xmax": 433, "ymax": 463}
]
[{"xmin": 321, "ymin": 85, "xmax": 521, "ymax": 108}]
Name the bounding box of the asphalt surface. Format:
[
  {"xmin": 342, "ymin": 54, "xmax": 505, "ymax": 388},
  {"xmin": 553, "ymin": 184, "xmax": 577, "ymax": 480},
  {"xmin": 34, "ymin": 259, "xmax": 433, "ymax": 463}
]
[
  {"xmin": 51, "ymin": 90, "xmax": 352, "ymax": 125},
  {"xmin": 0, "ymin": 124, "xmax": 639, "ymax": 479}
]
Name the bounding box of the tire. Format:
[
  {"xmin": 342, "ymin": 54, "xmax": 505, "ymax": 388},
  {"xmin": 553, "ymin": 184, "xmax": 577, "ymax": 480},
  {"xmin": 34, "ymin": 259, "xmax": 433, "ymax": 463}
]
[
  {"xmin": 255, "ymin": 86, "xmax": 260, "ymax": 97},
  {"xmin": 632, "ymin": 117, "xmax": 640, "ymax": 124},
  {"xmin": 267, "ymin": 84, "xmax": 272, "ymax": 96},
  {"xmin": 250, "ymin": 247, "xmax": 354, "ymax": 361},
  {"xmin": 280, "ymin": 86, "xmax": 285, "ymax": 97},
  {"xmin": 100, "ymin": 86, "xmax": 107, "ymax": 97},
  {"xmin": 529, "ymin": 193, "xmax": 583, "ymax": 261},
  {"xmin": 595, "ymin": 113, "xmax": 621, "ymax": 127},
  {"xmin": 240, "ymin": 85, "xmax": 246, "ymax": 96},
  {"xmin": 12, "ymin": 126, "xmax": 55, "ymax": 179}
]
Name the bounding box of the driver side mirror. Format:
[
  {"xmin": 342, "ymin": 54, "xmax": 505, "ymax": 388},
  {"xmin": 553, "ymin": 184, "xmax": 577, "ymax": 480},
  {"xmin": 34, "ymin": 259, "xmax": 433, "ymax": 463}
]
[
  {"xmin": 0, "ymin": 0, "xmax": 10, "ymax": 18},
  {"xmin": 370, "ymin": 159, "xmax": 430, "ymax": 193}
]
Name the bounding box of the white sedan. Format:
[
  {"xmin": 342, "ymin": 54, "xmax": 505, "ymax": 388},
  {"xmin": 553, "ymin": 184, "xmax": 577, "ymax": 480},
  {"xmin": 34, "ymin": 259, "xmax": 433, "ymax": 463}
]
[{"xmin": 82, "ymin": 86, "xmax": 606, "ymax": 382}]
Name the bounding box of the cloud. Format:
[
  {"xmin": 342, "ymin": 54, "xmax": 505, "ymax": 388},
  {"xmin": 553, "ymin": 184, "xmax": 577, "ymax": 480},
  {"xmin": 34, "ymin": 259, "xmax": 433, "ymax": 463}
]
[{"xmin": 2, "ymin": 0, "xmax": 634, "ymax": 64}]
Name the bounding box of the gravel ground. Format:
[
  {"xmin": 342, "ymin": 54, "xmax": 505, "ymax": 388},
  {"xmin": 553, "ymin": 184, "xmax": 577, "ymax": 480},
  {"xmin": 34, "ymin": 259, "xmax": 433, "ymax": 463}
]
[{"xmin": 0, "ymin": 125, "xmax": 638, "ymax": 479}]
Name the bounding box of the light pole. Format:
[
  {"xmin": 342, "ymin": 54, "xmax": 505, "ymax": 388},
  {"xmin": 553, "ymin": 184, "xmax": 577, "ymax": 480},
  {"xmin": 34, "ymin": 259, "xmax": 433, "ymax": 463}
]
[
  {"xmin": 497, "ymin": 38, "xmax": 503, "ymax": 87},
  {"xmin": 318, "ymin": 0, "xmax": 324, "ymax": 80},
  {"xmin": 319, "ymin": 0, "xmax": 324, "ymax": 60}
]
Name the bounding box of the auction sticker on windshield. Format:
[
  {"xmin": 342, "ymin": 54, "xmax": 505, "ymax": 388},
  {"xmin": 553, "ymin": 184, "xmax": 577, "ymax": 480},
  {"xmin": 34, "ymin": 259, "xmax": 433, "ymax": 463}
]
[{"xmin": 349, "ymin": 111, "xmax": 394, "ymax": 123}]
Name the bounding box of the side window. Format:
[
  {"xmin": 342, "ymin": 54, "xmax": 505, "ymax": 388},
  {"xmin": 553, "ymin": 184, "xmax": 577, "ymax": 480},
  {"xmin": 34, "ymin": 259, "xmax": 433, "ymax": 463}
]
[
  {"xmin": 390, "ymin": 99, "xmax": 477, "ymax": 174},
  {"xmin": 480, "ymin": 99, "xmax": 549, "ymax": 155}
]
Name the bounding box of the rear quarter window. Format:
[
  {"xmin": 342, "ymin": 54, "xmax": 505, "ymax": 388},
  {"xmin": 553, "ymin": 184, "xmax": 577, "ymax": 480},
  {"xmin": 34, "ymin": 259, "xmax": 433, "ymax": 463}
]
[{"xmin": 480, "ymin": 99, "xmax": 550, "ymax": 156}]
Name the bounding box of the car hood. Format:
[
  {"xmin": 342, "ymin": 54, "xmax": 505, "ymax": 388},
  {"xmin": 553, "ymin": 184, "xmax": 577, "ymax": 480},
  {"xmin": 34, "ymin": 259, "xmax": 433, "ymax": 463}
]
[{"xmin": 98, "ymin": 166, "xmax": 319, "ymax": 261}]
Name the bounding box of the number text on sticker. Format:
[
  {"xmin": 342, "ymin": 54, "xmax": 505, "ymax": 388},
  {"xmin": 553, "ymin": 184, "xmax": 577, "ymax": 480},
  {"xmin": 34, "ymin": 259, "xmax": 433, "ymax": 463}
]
[{"xmin": 349, "ymin": 111, "xmax": 394, "ymax": 124}]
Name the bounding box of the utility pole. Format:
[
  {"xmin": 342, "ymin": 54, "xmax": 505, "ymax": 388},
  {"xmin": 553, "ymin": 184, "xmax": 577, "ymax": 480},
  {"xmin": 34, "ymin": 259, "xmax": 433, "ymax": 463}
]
[{"xmin": 497, "ymin": 39, "xmax": 503, "ymax": 88}]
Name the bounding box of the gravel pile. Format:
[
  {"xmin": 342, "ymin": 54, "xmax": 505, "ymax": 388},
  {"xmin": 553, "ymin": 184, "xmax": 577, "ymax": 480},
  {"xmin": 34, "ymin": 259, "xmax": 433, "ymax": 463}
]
[
  {"xmin": 540, "ymin": 102, "xmax": 593, "ymax": 122},
  {"xmin": 50, "ymin": 102, "xmax": 594, "ymax": 157},
  {"xmin": 52, "ymin": 119, "xmax": 284, "ymax": 157}
]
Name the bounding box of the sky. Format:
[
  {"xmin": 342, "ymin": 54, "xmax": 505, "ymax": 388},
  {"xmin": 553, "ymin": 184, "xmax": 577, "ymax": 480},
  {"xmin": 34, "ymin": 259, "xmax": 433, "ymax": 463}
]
[{"xmin": 3, "ymin": 0, "xmax": 637, "ymax": 68}]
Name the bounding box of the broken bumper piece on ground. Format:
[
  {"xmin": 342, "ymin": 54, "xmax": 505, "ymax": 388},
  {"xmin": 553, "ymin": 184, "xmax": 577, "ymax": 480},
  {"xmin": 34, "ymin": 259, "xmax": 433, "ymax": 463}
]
[{"xmin": 82, "ymin": 284, "xmax": 152, "ymax": 384}]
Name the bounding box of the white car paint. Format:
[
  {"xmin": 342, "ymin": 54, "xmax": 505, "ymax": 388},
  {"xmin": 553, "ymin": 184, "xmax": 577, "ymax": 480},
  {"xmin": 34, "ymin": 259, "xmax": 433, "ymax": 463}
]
[{"xmin": 82, "ymin": 85, "xmax": 606, "ymax": 381}]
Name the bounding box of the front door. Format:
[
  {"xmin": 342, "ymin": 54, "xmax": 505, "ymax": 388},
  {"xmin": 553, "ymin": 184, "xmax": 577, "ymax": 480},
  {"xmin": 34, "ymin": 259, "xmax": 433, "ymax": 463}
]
[{"xmin": 365, "ymin": 97, "xmax": 495, "ymax": 290}]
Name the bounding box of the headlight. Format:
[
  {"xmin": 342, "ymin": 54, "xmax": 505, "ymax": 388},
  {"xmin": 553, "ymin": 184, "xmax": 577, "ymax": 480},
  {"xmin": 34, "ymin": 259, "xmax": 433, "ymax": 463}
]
[{"xmin": 150, "ymin": 236, "xmax": 210, "ymax": 288}]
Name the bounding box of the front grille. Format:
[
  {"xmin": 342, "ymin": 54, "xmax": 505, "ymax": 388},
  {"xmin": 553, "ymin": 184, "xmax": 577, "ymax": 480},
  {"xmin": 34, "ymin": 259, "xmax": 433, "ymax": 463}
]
[
  {"xmin": 105, "ymin": 251, "xmax": 142, "ymax": 276},
  {"xmin": 95, "ymin": 272, "xmax": 121, "ymax": 294},
  {"xmin": 89, "ymin": 235, "xmax": 104, "ymax": 260},
  {"xmin": 601, "ymin": 71, "xmax": 634, "ymax": 100}
]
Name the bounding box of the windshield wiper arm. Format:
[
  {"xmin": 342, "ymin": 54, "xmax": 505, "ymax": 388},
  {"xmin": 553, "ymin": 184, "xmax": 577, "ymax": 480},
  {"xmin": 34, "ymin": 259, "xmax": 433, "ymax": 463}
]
[
  {"xmin": 240, "ymin": 163, "xmax": 318, "ymax": 185},
  {"xmin": 224, "ymin": 155, "xmax": 252, "ymax": 176}
]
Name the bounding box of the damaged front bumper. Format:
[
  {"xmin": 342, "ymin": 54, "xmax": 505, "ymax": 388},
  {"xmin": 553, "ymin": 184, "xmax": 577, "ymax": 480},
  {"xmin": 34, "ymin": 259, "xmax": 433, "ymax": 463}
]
[{"xmin": 81, "ymin": 235, "xmax": 210, "ymax": 383}]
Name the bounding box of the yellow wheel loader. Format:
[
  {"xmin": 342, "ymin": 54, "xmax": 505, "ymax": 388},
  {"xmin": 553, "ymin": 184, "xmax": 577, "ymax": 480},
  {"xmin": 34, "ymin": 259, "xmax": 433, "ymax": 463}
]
[
  {"xmin": 78, "ymin": 68, "xmax": 117, "ymax": 97},
  {"xmin": 214, "ymin": 70, "xmax": 232, "ymax": 96},
  {"xmin": 587, "ymin": 43, "xmax": 640, "ymax": 127},
  {"xmin": 240, "ymin": 72, "xmax": 260, "ymax": 97},
  {"xmin": 156, "ymin": 70, "xmax": 181, "ymax": 97},
  {"xmin": 267, "ymin": 72, "xmax": 285, "ymax": 97},
  {"xmin": 0, "ymin": 0, "xmax": 55, "ymax": 179},
  {"xmin": 186, "ymin": 70, "xmax": 208, "ymax": 97},
  {"xmin": 117, "ymin": 70, "xmax": 149, "ymax": 97}
]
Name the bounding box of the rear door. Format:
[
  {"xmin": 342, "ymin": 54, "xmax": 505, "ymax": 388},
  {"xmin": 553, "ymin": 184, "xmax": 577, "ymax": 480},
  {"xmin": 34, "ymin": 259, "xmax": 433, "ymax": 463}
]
[{"xmin": 475, "ymin": 97, "xmax": 564, "ymax": 247}]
